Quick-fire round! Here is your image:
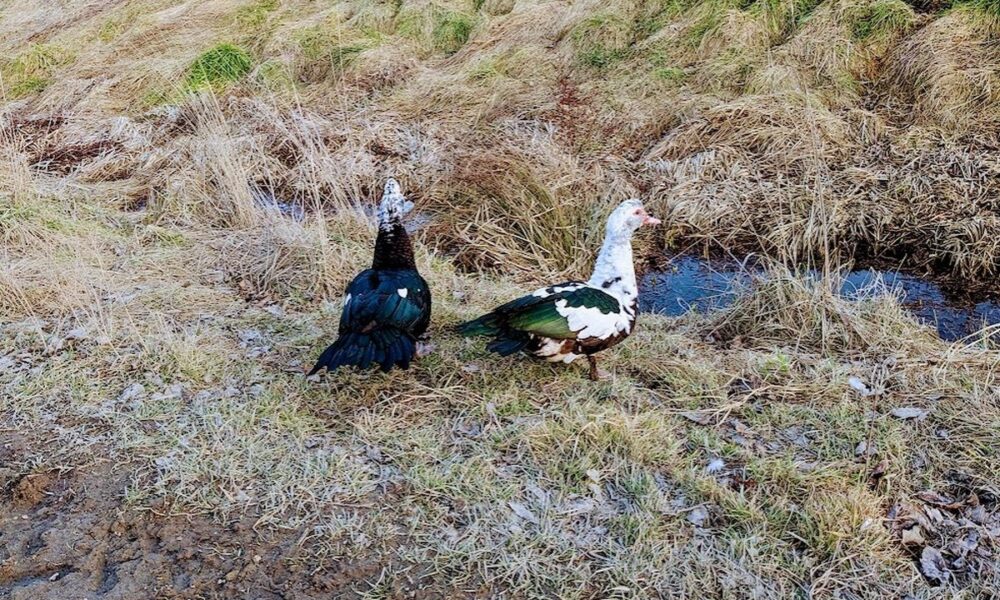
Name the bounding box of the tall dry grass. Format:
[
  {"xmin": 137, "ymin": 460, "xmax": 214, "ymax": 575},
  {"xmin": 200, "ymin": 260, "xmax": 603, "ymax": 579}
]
[{"xmin": 4, "ymin": 0, "xmax": 999, "ymax": 282}]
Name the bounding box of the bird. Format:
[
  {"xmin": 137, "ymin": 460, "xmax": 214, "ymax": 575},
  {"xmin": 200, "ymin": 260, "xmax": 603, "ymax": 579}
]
[
  {"xmin": 308, "ymin": 178, "xmax": 431, "ymax": 375},
  {"xmin": 457, "ymin": 199, "xmax": 660, "ymax": 381}
]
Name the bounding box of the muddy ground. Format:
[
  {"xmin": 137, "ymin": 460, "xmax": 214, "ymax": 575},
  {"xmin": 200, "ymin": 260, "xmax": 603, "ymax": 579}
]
[{"xmin": 0, "ymin": 438, "xmax": 463, "ymax": 600}]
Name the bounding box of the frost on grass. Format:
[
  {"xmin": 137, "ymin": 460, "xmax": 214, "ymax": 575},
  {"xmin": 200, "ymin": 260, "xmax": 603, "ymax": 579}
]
[{"xmin": 2, "ymin": 0, "xmax": 1000, "ymax": 596}]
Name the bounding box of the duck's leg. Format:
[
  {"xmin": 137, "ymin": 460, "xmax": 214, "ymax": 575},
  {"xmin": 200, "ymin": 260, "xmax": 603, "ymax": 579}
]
[{"xmin": 588, "ymin": 355, "xmax": 600, "ymax": 381}]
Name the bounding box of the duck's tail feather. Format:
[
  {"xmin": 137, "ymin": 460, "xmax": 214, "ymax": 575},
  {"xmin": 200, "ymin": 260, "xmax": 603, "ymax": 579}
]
[
  {"xmin": 456, "ymin": 313, "xmax": 501, "ymax": 336},
  {"xmin": 308, "ymin": 328, "xmax": 415, "ymax": 376},
  {"xmin": 486, "ymin": 334, "xmax": 530, "ymax": 356}
]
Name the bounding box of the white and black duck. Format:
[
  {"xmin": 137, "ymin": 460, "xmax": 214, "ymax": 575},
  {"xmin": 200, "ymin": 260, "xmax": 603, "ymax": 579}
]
[
  {"xmin": 458, "ymin": 199, "xmax": 660, "ymax": 380},
  {"xmin": 309, "ymin": 178, "xmax": 431, "ymax": 375}
]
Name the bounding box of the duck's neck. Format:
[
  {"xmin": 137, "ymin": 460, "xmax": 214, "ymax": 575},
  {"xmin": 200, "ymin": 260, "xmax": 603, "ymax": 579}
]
[
  {"xmin": 372, "ymin": 219, "xmax": 415, "ymax": 270},
  {"xmin": 587, "ymin": 232, "xmax": 636, "ymax": 304}
]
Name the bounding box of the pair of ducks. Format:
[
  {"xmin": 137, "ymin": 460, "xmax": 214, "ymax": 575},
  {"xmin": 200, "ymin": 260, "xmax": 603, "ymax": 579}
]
[{"xmin": 309, "ymin": 179, "xmax": 660, "ymax": 381}]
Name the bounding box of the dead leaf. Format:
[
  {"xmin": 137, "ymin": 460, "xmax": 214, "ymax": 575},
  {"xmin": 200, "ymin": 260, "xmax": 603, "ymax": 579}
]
[
  {"xmin": 848, "ymin": 376, "xmax": 872, "ymax": 396},
  {"xmin": 891, "ymin": 407, "xmax": 928, "ymax": 420},
  {"xmin": 925, "ymin": 506, "xmax": 944, "ymax": 525},
  {"xmin": 687, "ymin": 505, "xmax": 709, "ymax": 527},
  {"xmin": 869, "ymin": 459, "xmax": 888, "ymax": 486},
  {"xmin": 681, "ymin": 411, "xmax": 711, "ymax": 425},
  {"xmin": 920, "ymin": 546, "xmax": 950, "ymax": 584},
  {"xmin": 508, "ymin": 501, "xmax": 539, "ymax": 525},
  {"xmin": 917, "ymin": 491, "xmax": 962, "ymax": 511},
  {"xmin": 901, "ymin": 525, "xmax": 926, "ymax": 546}
]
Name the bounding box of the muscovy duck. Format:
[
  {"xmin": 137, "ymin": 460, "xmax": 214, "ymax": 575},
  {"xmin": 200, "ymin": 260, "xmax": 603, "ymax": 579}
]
[
  {"xmin": 457, "ymin": 199, "xmax": 660, "ymax": 380},
  {"xmin": 308, "ymin": 178, "xmax": 431, "ymax": 375}
]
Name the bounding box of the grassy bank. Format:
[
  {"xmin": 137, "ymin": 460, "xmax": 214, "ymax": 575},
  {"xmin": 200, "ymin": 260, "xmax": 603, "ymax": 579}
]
[
  {"xmin": 2, "ymin": 164, "xmax": 999, "ymax": 597},
  {"xmin": 1, "ymin": 0, "xmax": 999, "ymax": 279},
  {"xmin": 2, "ymin": 0, "xmax": 1000, "ymax": 597}
]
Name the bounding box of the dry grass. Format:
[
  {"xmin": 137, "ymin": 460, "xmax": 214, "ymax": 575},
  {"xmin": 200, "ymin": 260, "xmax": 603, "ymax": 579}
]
[
  {"xmin": 2, "ymin": 179, "xmax": 998, "ymax": 596},
  {"xmin": 2, "ymin": 0, "xmax": 1000, "ymax": 597}
]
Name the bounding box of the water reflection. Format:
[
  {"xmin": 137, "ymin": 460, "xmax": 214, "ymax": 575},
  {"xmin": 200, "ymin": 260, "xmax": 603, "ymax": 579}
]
[{"xmin": 639, "ymin": 254, "xmax": 1000, "ymax": 342}]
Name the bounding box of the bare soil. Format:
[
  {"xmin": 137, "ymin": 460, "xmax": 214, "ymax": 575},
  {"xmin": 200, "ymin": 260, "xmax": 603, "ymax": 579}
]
[{"xmin": 0, "ymin": 437, "xmax": 462, "ymax": 600}]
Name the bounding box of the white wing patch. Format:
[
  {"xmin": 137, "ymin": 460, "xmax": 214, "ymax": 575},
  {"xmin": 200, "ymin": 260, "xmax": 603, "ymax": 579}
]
[
  {"xmin": 397, "ymin": 288, "xmax": 408, "ymax": 298},
  {"xmin": 554, "ymin": 297, "xmax": 631, "ymax": 340},
  {"xmin": 344, "ymin": 293, "xmax": 352, "ymax": 305},
  {"xmin": 531, "ymin": 282, "xmax": 585, "ymax": 298}
]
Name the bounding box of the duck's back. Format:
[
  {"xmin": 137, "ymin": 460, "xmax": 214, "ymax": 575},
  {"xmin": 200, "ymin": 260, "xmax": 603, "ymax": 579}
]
[{"xmin": 340, "ymin": 268, "xmax": 431, "ymax": 337}]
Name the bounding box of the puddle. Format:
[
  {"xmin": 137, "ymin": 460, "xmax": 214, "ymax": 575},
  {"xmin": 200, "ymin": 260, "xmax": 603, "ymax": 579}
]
[{"xmin": 639, "ymin": 254, "xmax": 1000, "ymax": 342}]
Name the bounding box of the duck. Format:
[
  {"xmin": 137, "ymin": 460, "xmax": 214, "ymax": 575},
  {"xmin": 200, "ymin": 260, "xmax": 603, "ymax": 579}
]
[
  {"xmin": 308, "ymin": 178, "xmax": 431, "ymax": 375},
  {"xmin": 457, "ymin": 199, "xmax": 660, "ymax": 380}
]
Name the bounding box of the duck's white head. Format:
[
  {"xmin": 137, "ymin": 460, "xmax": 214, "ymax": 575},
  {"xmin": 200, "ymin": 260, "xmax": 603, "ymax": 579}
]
[
  {"xmin": 377, "ymin": 178, "xmax": 415, "ymax": 229},
  {"xmin": 605, "ymin": 198, "xmax": 660, "ymax": 239}
]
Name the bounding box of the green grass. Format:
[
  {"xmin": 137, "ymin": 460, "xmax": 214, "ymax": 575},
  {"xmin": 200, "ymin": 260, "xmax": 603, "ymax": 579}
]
[
  {"xmin": 1, "ymin": 43, "xmax": 75, "ymax": 99},
  {"xmin": 653, "ymin": 65, "xmax": 687, "ymax": 82},
  {"xmin": 4, "ymin": 190, "xmax": 1000, "ymax": 596},
  {"xmin": 953, "ymin": 0, "xmax": 1000, "ymax": 17},
  {"xmin": 572, "ymin": 13, "xmax": 633, "ymax": 68},
  {"xmin": 685, "ymin": 3, "xmax": 727, "ymax": 48},
  {"xmin": 632, "ymin": 0, "xmax": 696, "ymax": 37},
  {"xmin": 397, "ymin": 5, "xmax": 475, "ymax": 55},
  {"xmin": 185, "ymin": 43, "xmax": 254, "ymax": 91},
  {"xmin": 292, "ymin": 24, "xmax": 375, "ymax": 77},
  {"xmin": 848, "ymin": 0, "xmax": 918, "ymax": 41},
  {"xmin": 433, "ymin": 11, "xmax": 475, "ymax": 54},
  {"xmin": 235, "ymin": 0, "xmax": 280, "ymax": 30},
  {"xmin": 746, "ymin": 0, "xmax": 823, "ymax": 34}
]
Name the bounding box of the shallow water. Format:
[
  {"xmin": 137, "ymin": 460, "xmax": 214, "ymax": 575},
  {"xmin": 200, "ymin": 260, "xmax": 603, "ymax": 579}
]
[{"xmin": 638, "ymin": 254, "xmax": 1000, "ymax": 342}]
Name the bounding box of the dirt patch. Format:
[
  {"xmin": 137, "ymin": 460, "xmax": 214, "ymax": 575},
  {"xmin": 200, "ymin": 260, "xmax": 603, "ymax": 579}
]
[
  {"xmin": 0, "ymin": 453, "xmax": 463, "ymax": 599},
  {"xmin": 30, "ymin": 140, "xmax": 123, "ymax": 176},
  {"xmin": 10, "ymin": 472, "xmax": 56, "ymax": 510}
]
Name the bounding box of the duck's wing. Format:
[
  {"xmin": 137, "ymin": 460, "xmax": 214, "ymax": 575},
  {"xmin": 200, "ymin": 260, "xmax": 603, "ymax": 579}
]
[{"xmin": 459, "ymin": 282, "xmax": 623, "ymax": 340}]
